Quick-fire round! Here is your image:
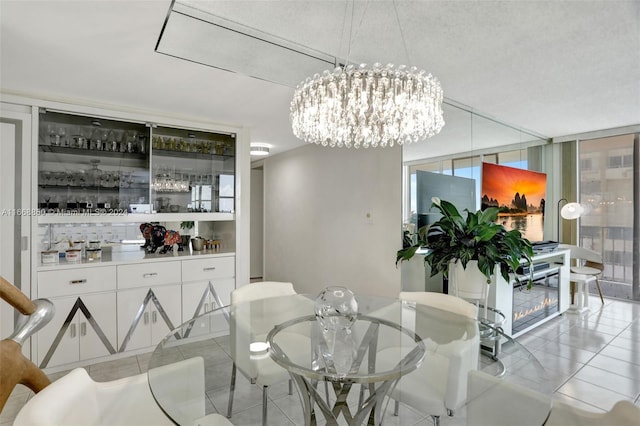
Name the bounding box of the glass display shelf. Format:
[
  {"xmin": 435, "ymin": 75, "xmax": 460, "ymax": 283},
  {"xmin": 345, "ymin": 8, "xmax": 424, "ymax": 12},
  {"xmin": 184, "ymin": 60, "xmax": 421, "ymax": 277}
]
[
  {"xmin": 38, "ymin": 184, "xmax": 148, "ymax": 191},
  {"xmin": 153, "ymin": 149, "xmax": 233, "ymax": 161},
  {"xmin": 39, "ymin": 144, "xmax": 147, "ymax": 160}
]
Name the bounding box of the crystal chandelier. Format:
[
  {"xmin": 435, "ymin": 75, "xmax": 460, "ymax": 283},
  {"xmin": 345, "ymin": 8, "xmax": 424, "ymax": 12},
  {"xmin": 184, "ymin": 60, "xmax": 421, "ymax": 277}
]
[{"xmin": 290, "ymin": 62, "xmax": 444, "ymax": 148}]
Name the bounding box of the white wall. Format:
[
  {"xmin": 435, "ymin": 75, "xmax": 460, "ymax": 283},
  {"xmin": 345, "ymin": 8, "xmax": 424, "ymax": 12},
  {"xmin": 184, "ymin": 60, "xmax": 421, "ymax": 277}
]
[
  {"xmin": 263, "ymin": 144, "xmax": 402, "ymax": 298},
  {"xmin": 250, "ymin": 168, "xmax": 264, "ymax": 278}
]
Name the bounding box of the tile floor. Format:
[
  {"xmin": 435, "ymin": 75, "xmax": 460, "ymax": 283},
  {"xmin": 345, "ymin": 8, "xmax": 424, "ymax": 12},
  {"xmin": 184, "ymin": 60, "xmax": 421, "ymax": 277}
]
[{"xmin": 2, "ymin": 295, "xmax": 638, "ymax": 425}]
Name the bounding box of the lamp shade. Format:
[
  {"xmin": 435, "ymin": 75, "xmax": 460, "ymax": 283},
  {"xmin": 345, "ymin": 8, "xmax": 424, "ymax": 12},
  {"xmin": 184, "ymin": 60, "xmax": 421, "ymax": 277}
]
[{"xmin": 560, "ymin": 202, "xmax": 584, "ymax": 220}]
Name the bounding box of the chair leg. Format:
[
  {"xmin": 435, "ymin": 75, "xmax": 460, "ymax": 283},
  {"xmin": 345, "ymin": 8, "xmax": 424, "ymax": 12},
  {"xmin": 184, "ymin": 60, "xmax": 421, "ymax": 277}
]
[
  {"xmin": 595, "ymin": 278, "xmax": 604, "ymax": 304},
  {"xmin": 227, "ymin": 363, "xmax": 237, "ymax": 418},
  {"xmin": 431, "ymin": 415, "xmax": 440, "ymax": 426},
  {"xmin": 262, "ymin": 385, "xmax": 268, "ymax": 426},
  {"xmin": 570, "ymin": 282, "xmax": 576, "ymax": 305}
]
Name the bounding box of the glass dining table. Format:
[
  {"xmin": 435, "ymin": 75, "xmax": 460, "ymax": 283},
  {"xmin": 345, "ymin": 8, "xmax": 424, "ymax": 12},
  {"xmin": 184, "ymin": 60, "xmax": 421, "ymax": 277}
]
[{"xmin": 147, "ymin": 293, "xmax": 553, "ymax": 426}]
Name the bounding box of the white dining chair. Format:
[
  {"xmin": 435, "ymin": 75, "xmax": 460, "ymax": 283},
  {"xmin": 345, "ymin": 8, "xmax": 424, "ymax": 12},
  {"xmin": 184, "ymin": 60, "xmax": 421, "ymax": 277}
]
[
  {"xmin": 385, "ymin": 291, "xmax": 480, "ymax": 426},
  {"xmin": 227, "ymin": 281, "xmax": 296, "ymax": 426},
  {"xmin": 559, "ymin": 244, "xmax": 605, "ymax": 308},
  {"xmin": 546, "ymin": 399, "xmax": 640, "ymax": 426},
  {"xmin": 14, "ymin": 357, "xmax": 233, "ymax": 426}
]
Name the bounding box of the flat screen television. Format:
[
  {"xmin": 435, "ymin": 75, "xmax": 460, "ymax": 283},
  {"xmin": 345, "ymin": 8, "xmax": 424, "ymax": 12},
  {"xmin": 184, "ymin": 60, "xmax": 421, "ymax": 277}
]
[{"xmin": 481, "ymin": 162, "xmax": 547, "ymax": 242}]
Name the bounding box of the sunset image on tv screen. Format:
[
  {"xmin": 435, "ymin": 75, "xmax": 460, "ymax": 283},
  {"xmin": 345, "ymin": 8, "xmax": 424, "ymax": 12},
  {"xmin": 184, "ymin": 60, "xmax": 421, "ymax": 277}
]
[{"xmin": 481, "ymin": 162, "xmax": 547, "ymax": 242}]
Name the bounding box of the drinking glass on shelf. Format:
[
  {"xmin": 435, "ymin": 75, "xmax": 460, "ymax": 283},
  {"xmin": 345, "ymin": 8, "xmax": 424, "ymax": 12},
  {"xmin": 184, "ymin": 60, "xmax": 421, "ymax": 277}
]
[
  {"xmin": 74, "ymin": 171, "xmax": 88, "ymax": 187},
  {"xmin": 125, "ymin": 131, "xmax": 137, "ymax": 153},
  {"xmin": 100, "ymin": 130, "xmax": 110, "ymax": 150},
  {"xmin": 104, "ymin": 172, "xmax": 117, "ymax": 188},
  {"xmin": 57, "ymin": 126, "xmax": 68, "ymax": 146},
  {"xmin": 55, "ymin": 172, "xmax": 63, "ymax": 186},
  {"xmin": 48, "ymin": 125, "xmax": 60, "ymax": 146},
  {"xmin": 138, "ymin": 135, "xmax": 146, "ymax": 154}
]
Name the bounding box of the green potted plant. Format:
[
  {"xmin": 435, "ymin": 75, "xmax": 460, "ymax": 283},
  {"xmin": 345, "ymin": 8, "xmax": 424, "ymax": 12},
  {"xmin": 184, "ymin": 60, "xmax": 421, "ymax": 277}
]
[{"xmin": 397, "ymin": 197, "xmax": 534, "ymax": 288}]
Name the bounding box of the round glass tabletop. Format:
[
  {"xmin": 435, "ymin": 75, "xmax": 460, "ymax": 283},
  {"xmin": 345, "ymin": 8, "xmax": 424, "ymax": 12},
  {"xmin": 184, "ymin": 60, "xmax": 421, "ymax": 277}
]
[{"xmin": 146, "ymin": 293, "xmax": 552, "ymax": 426}]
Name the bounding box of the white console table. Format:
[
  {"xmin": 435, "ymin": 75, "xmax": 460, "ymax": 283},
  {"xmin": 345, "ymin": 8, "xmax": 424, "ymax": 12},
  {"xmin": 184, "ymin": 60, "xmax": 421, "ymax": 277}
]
[{"xmin": 401, "ymin": 248, "xmax": 571, "ymax": 338}]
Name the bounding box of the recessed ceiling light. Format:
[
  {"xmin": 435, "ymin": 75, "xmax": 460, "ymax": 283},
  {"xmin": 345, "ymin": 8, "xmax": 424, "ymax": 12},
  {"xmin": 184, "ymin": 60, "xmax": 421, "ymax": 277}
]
[{"xmin": 250, "ymin": 144, "xmax": 270, "ymax": 156}]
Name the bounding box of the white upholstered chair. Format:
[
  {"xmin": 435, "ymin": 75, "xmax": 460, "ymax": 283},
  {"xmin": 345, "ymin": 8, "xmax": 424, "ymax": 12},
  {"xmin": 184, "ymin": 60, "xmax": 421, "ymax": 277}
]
[
  {"xmin": 546, "ymin": 399, "xmax": 640, "ymax": 426},
  {"xmin": 14, "ymin": 357, "xmax": 232, "ymax": 426},
  {"xmin": 227, "ymin": 281, "xmax": 296, "ymax": 425},
  {"xmin": 386, "ymin": 291, "xmax": 480, "ymax": 426}
]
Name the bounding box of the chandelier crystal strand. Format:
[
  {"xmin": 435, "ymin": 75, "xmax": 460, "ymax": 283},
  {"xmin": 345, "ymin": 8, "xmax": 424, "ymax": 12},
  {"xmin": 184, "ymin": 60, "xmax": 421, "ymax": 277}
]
[{"xmin": 290, "ymin": 63, "xmax": 444, "ymax": 148}]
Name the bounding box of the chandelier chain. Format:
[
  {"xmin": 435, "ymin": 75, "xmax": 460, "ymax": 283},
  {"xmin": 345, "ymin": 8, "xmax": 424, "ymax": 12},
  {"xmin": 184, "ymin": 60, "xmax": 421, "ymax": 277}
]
[{"xmin": 392, "ymin": 0, "xmax": 412, "ymax": 66}]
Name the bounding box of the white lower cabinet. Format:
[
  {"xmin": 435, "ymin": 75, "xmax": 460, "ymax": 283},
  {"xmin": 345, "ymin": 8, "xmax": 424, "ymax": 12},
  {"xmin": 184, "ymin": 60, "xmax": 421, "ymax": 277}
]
[
  {"xmin": 181, "ymin": 278, "xmax": 234, "ymax": 321},
  {"xmin": 181, "ymin": 256, "xmax": 235, "ymax": 338},
  {"xmin": 181, "ymin": 256, "xmax": 235, "ymax": 321},
  {"xmin": 117, "ymin": 284, "xmax": 182, "ymax": 352},
  {"xmin": 36, "ymin": 266, "xmax": 118, "ymax": 368},
  {"xmin": 36, "ymin": 255, "xmax": 235, "ymax": 367},
  {"xmin": 37, "ymin": 292, "xmax": 117, "ymax": 368}
]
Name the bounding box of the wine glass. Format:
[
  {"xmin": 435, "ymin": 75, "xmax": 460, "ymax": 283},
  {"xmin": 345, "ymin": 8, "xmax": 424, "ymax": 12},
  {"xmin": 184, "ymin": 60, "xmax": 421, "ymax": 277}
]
[{"xmin": 57, "ymin": 126, "xmax": 67, "ymax": 147}]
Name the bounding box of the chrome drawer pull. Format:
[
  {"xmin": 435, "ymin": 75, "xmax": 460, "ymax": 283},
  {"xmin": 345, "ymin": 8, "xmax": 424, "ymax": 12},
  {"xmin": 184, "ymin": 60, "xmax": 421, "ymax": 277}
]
[
  {"xmin": 203, "ymin": 267, "xmax": 216, "ymax": 271},
  {"xmin": 70, "ymin": 279, "xmax": 87, "ymax": 284},
  {"xmin": 70, "ymin": 324, "xmax": 76, "ymax": 338},
  {"xmin": 80, "ymin": 322, "xmax": 87, "ymax": 336},
  {"xmin": 143, "ymin": 273, "xmax": 158, "ymax": 278}
]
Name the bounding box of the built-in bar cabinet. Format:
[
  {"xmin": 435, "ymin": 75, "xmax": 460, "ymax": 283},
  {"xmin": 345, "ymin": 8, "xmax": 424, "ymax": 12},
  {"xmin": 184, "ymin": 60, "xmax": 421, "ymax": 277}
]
[{"xmin": 8, "ymin": 100, "xmax": 250, "ymax": 372}]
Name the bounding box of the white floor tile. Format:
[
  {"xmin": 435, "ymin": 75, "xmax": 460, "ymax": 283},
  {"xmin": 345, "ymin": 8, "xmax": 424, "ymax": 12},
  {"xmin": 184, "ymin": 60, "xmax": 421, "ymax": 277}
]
[
  {"xmin": 609, "ymin": 335, "xmax": 639, "ymax": 350},
  {"xmin": 536, "ymin": 340, "xmax": 597, "ymax": 364},
  {"xmin": 588, "ymin": 354, "xmax": 640, "ymax": 380},
  {"xmin": 573, "ymin": 365, "xmax": 640, "ymax": 398},
  {"xmin": 599, "ymin": 344, "xmax": 640, "ymax": 366},
  {"xmin": 556, "ymin": 377, "xmax": 631, "ymax": 411},
  {"xmin": 552, "ymin": 393, "xmax": 606, "ymax": 413}
]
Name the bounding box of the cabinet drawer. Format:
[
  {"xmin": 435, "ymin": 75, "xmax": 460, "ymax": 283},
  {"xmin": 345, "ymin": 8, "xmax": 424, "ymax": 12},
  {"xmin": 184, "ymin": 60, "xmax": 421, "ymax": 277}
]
[
  {"xmin": 117, "ymin": 261, "xmax": 181, "ymax": 289},
  {"xmin": 182, "ymin": 256, "xmax": 235, "ymax": 283},
  {"xmin": 38, "ymin": 266, "xmax": 116, "ymax": 298}
]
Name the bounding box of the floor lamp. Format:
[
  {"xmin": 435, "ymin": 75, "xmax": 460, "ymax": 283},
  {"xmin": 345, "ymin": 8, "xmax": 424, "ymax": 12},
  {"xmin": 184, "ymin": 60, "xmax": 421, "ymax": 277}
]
[{"xmin": 557, "ymin": 199, "xmax": 584, "ymax": 242}]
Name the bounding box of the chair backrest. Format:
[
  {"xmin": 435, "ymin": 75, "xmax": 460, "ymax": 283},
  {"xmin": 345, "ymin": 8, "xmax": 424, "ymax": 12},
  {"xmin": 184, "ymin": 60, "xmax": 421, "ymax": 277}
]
[
  {"xmin": 400, "ymin": 291, "xmax": 480, "ymax": 411},
  {"xmin": 399, "ymin": 291, "xmax": 478, "ymax": 319},
  {"xmin": 546, "ymin": 399, "xmax": 640, "ymax": 426},
  {"xmin": 447, "ymin": 260, "xmax": 490, "ymax": 320},
  {"xmin": 14, "ymin": 368, "xmax": 101, "ymax": 426},
  {"xmin": 584, "ymin": 260, "xmax": 604, "ymax": 272},
  {"xmin": 559, "ymin": 244, "xmax": 603, "ymax": 264},
  {"xmin": 230, "ymin": 281, "xmax": 295, "ymax": 305}
]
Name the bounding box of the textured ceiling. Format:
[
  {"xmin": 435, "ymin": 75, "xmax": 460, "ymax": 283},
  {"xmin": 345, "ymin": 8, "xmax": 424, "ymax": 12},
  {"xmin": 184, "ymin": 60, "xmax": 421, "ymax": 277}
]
[{"xmin": 1, "ymin": 1, "xmax": 638, "ymax": 161}]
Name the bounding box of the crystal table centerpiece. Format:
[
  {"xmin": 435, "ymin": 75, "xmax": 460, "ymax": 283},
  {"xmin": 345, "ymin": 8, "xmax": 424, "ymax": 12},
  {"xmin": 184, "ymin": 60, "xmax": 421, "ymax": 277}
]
[{"xmin": 314, "ymin": 286, "xmax": 359, "ymax": 376}]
